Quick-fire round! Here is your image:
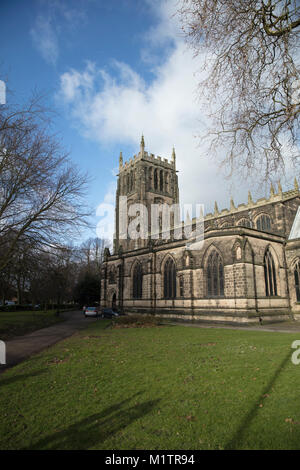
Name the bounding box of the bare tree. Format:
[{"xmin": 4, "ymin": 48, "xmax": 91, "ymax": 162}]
[
  {"xmin": 80, "ymin": 237, "xmax": 108, "ymax": 274},
  {"xmin": 177, "ymin": 0, "xmax": 300, "ymax": 180},
  {"xmin": 0, "ymin": 94, "xmax": 91, "ymax": 271}
]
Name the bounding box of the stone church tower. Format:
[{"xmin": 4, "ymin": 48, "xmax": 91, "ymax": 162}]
[{"xmin": 114, "ymin": 136, "xmax": 179, "ymax": 253}]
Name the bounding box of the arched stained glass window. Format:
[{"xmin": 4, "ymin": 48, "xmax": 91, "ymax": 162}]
[
  {"xmin": 133, "ymin": 263, "xmax": 143, "ymax": 299},
  {"xmin": 164, "ymin": 258, "xmax": 176, "ymax": 299},
  {"xmin": 264, "ymin": 249, "xmax": 277, "ymax": 296},
  {"xmin": 207, "ymin": 250, "xmax": 224, "ymax": 297},
  {"xmin": 294, "ymin": 260, "xmax": 300, "ymax": 302}
]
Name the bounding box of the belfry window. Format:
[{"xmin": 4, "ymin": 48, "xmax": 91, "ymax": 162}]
[
  {"xmin": 294, "ymin": 260, "xmax": 300, "ymax": 302},
  {"xmin": 164, "ymin": 258, "xmax": 176, "ymax": 299},
  {"xmin": 207, "ymin": 250, "xmax": 224, "ymax": 297},
  {"xmin": 154, "ymin": 169, "xmax": 158, "ymax": 190},
  {"xmin": 133, "ymin": 263, "xmax": 143, "ymax": 299},
  {"xmin": 264, "ymin": 249, "xmax": 277, "ymax": 296},
  {"xmin": 160, "ymin": 170, "xmax": 164, "ymax": 191}
]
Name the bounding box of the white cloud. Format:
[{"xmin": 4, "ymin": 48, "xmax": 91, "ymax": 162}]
[
  {"xmin": 30, "ymin": 15, "xmax": 59, "ymax": 65},
  {"xmin": 58, "ymin": 0, "xmax": 254, "ymax": 215},
  {"xmin": 30, "ymin": 1, "xmax": 87, "ymax": 66}
]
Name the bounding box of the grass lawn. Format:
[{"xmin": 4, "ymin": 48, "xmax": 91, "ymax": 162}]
[
  {"xmin": 0, "ymin": 310, "xmax": 67, "ymax": 340},
  {"xmin": 1, "ymin": 319, "xmax": 300, "ymax": 450}
]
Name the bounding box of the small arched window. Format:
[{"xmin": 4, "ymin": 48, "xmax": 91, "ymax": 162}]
[
  {"xmin": 133, "ymin": 263, "xmax": 143, "ymax": 299},
  {"xmin": 164, "ymin": 258, "xmax": 176, "ymax": 299},
  {"xmin": 256, "ymin": 214, "xmax": 271, "ymax": 232},
  {"xmin": 294, "ymin": 260, "xmax": 300, "ymax": 302},
  {"xmin": 207, "ymin": 250, "xmax": 224, "ymax": 297},
  {"xmin": 237, "ymin": 218, "xmax": 251, "ymax": 228},
  {"xmin": 264, "ymin": 249, "xmax": 277, "ymax": 296}
]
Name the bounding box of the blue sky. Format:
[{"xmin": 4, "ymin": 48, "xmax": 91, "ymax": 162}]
[{"xmin": 1, "ymin": 0, "xmax": 289, "ymax": 243}]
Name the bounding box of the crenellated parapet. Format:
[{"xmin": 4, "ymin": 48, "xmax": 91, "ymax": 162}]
[
  {"xmin": 118, "ymin": 136, "xmax": 175, "ymax": 174},
  {"xmin": 203, "ymin": 179, "xmax": 300, "ymax": 222}
]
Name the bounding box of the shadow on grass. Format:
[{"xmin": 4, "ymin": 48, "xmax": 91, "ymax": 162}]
[
  {"xmin": 24, "ymin": 392, "xmax": 160, "ymax": 450},
  {"xmin": 0, "ymin": 369, "xmax": 47, "ymax": 386},
  {"xmin": 225, "ymin": 349, "xmax": 292, "ymax": 449}
]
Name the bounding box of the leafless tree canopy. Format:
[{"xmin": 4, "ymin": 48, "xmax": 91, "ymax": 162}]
[
  {"xmin": 0, "ymin": 95, "xmax": 91, "ymax": 271},
  {"xmin": 178, "ymin": 0, "xmax": 300, "ymax": 179},
  {"xmin": 0, "ymin": 237, "xmax": 110, "ymax": 307}
]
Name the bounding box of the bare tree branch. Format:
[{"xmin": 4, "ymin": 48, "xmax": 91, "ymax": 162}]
[
  {"xmin": 0, "ymin": 94, "xmax": 92, "ymax": 271},
  {"xmin": 177, "ymin": 0, "xmax": 300, "ymax": 180}
]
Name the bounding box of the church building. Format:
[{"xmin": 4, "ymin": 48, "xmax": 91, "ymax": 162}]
[{"xmin": 100, "ymin": 137, "xmax": 300, "ymax": 324}]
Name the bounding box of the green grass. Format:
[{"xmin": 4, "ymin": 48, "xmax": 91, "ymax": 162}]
[
  {"xmin": 0, "ymin": 310, "xmax": 66, "ymax": 340},
  {"xmin": 1, "ymin": 320, "xmax": 300, "ymax": 449}
]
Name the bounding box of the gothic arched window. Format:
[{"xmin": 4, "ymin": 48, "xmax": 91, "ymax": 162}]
[
  {"xmin": 264, "ymin": 248, "xmax": 277, "ymax": 296},
  {"xmin": 237, "ymin": 218, "xmax": 251, "ymax": 228},
  {"xmin": 207, "ymin": 250, "xmax": 224, "ymax": 297},
  {"xmin": 109, "ymin": 268, "xmax": 116, "ymax": 284},
  {"xmin": 164, "ymin": 258, "xmax": 176, "ymax": 299},
  {"xmin": 294, "ymin": 260, "xmax": 300, "ymax": 302},
  {"xmin": 256, "ymin": 214, "xmax": 271, "ymax": 232},
  {"xmin": 133, "ymin": 263, "xmax": 143, "ymax": 299}
]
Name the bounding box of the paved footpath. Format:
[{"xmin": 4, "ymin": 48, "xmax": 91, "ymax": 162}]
[
  {"xmin": 1, "ymin": 310, "xmax": 96, "ymax": 371},
  {"xmin": 171, "ymin": 319, "xmax": 300, "ymax": 334}
]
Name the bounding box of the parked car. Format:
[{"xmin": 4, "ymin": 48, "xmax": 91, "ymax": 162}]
[
  {"xmin": 84, "ymin": 306, "xmax": 100, "ymax": 317},
  {"xmin": 101, "ymin": 308, "xmax": 119, "ymax": 318}
]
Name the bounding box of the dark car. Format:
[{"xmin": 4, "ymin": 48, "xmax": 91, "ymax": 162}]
[{"xmin": 101, "ymin": 308, "xmax": 119, "ymax": 318}]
